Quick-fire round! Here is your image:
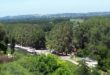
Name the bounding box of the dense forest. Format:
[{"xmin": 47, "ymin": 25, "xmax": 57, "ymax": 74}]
[{"xmin": 0, "ymin": 16, "xmax": 110, "ymax": 75}]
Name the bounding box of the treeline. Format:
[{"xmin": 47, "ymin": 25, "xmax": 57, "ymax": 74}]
[
  {"xmin": 0, "ymin": 18, "xmax": 70, "ymax": 50},
  {"xmin": 0, "ymin": 17, "xmax": 69, "ymax": 24},
  {"xmin": 4, "ymin": 24, "xmax": 50, "ymax": 49}
]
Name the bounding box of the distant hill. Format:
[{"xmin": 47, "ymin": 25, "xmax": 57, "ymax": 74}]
[{"xmin": 0, "ymin": 12, "xmax": 110, "ymax": 23}]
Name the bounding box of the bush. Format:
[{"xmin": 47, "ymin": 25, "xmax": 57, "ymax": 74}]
[{"xmin": 0, "ymin": 54, "xmax": 77, "ymax": 75}]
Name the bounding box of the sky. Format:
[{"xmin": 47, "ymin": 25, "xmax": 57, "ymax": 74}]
[{"xmin": 0, "ymin": 0, "xmax": 110, "ymax": 17}]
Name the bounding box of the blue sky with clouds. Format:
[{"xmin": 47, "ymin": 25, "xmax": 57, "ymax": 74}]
[{"xmin": 0, "ymin": 0, "xmax": 109, "ymax": 17}]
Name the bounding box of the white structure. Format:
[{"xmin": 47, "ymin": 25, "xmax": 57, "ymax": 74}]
[
  {"xmin": 15, "ymin": 44, "xmax": 49, "ymax": 55},
  {"xmin": 81, "ymin": 57, "xmax": 98, "ymax": 68}
]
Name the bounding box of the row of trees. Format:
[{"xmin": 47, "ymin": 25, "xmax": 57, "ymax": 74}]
[{"xmin": 4, "ymin": 24, "xmax": 46, "ymax": 49}]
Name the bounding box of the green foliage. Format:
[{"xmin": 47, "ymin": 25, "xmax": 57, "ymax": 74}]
[
  {"xmin": 0, "ymin": 25, "xmax": 5, "ymax": 41},
  {"xmin": 4, "ymin": 24, "xmax": 46, "ymax": 49},
  {"xmin": 0, "ymin": 63, "xmax": 32, "ymax": 75},
  {"xmin": 18, "ymin": 54, "xmax": 77, "ymax": 75},
  {"xmin": 77, "ymin": 61, "xmax": 90, "ymax": 75},
  {"xmin": 46, "ymin": 22, "xmax": 73, "ymax": 54},
  {"xmin": 91, "ymin": 68, "xmax": 100, "ymax": 75},
  {"xmin": 0, "ymin": 54, "xmax": 77, "ymax": 75},
  {"xmin": 95, "ymin": 44, "xmax": 110, "ymax": 71},
  {"xmin": 10, "ymin": 37, "xmax": 16, "ymax": 54},
  {"xmin": 75, "ymin": 17, "xmax": 110, "ymax": 72},
  {"xmin": 75, "ymin": 17, "xmax": 110, "ymax": 49},
  {"xmin": 0, "ymin": 25, "xmax": 8, "ymax": 54}
]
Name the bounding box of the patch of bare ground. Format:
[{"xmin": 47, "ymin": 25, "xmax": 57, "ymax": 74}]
[{"xmin": 0, "ymin": 55, "xmax": 14, "ymax": 64}]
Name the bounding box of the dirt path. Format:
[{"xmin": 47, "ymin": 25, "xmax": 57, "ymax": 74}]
[
  {"xmin": 0, "ymin": 55, "xmax": 14, "ymax": 63},
  {"xmin": 15, "ymin": 45, "xmax": 98, "ymax": 67},
  {"xmin": 15, "ymin": 44, "xmax": 79, "ymax": 65},
  {"xmin": 60, "ymin": 56, "xmax": 79, "ymax": 65}
]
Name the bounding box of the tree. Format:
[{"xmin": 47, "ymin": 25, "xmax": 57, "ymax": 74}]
[
  {"xmin": 46, "ymin": 22, "xmax": 73, "ymax": 55},
  {"xmin": 10, "ymin": 37, "xmax": 16, "ymax": 54},
  {"xmin": 0, "ymin": 25, "xmax": 5, "ymax": 41},
  {"xmin": 77, "ymin": 61, "xmax": 90, "ymax": 75},
  {"xmin": 0, "ymin": 42, "xmax": 7, "ymax": 54},
  {"xmin": 0, "ymin": 25, "xmax": 8, "ymax": 54},
  {"xmin": 91, "ymin": 68, "xmax": 100, "ymax": 75},
  {"xmin": 3, "ymin": 36, "xmax": 9, "ymax": 53}
]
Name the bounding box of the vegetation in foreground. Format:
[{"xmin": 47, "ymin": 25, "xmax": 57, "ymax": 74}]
[
  {"xmin": 0, "ymin": 50, "xmax": 101, "ymax": 75},
  {"xmin": 0, "ymin": 51, "xmax": 77, "ymax": 75}
]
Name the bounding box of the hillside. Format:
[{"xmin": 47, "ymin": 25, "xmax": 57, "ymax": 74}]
[{"xmin": 0, "ymin": 12, "xmax": 110, "ymax": 23}]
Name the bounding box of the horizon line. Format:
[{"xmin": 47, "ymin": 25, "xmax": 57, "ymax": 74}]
[{"xmin": 0, "ymin": 11, "xmax": 110, "ymax": 18}]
